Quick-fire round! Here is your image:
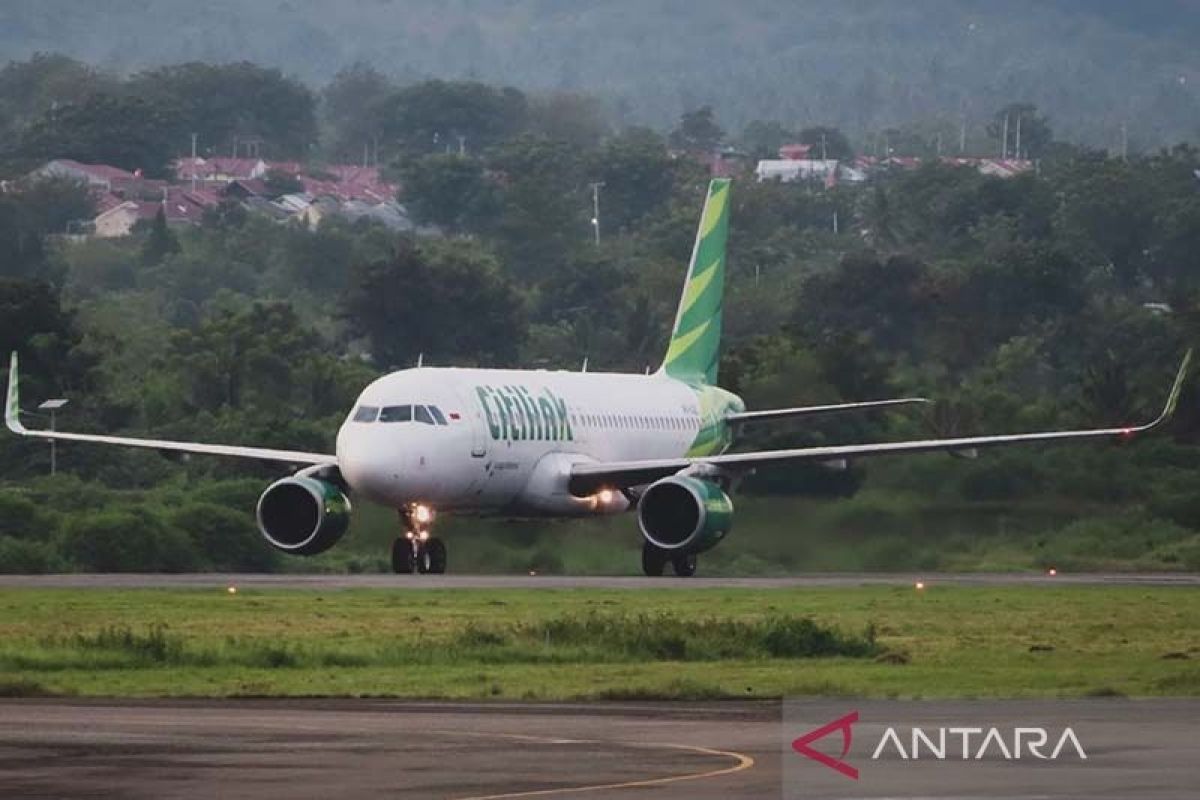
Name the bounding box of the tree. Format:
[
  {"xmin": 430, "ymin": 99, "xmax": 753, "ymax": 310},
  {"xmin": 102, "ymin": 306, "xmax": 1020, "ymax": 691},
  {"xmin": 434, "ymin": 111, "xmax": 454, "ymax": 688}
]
[
  {"xmin": 0, "ymin": 196, "xmax": 48, "ymax": 279},
  {"xmin": 987, "ymin": 103, "xmax": 1054, "ymax": 159},
  {"xmin": 1053, "ymin": 158, "xmax": 1154, "ymax": 287},
  {"xmin": 140, "ymin": 207, "xmax": 180, "ymax": 266},
  {"xmin": 321, "ymin": 62, "xmax": 395, "ymax": 161},
  {"xmin": 740, "ymin": 120, "xmax": 797, "ymax": 159},
  {"xmin": 589, "ymin": 127, "xmax": 676, "ymax": 232},
  {"xmin": 11, "ymin": 176, "xmax": 95, "ymax": 236},
  {"xmin": 14, "ymin": 93, "xmax": 180, "ymax": 176},
  {"xmin": 487, "ymin": 135, "xmax": 589, "ymax": 278},
  {"xmin": 377, "ymin": 80, "xmax": 528, "ymax": 158},
  {"xmin": 168, "ymin": 302, "xmax": 321, "ymax": 412},
  {"xmin": 0, "ymin": 54, "xmax": 115, "ymax": 139},
  {"xmin": 127, "ymin": 62, "xmax": 318, "ymax": 159},
  {"xmin": 527, "ymin": 92, "xmax": 610, "ymax": 148},
  {"xmin": 0, "ymin": 278, "xmax": 79, "ymax": 382},
  {"xmin": 669, "ymin": 105, "xmax": 724, "ymax": 152},
  {"xmin": 399, "ymin": 154, "xmax": 497, "ymax": 232},
  {"xmin": 344, "ymin": 238, "xmax": 527, "ymax": 368},
  {"xmin": 797, "ymin": 126, "xmax": 853, "ymax": 160}
]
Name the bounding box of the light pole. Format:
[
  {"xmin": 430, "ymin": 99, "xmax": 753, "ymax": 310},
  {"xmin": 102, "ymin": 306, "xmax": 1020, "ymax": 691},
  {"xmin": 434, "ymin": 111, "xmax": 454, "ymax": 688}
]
[
  {"xmin": 589, "ymin": 181, "xmax": 605, "ymax": 246},
  {"xmin": 37, "ymin": 399, "xmax": 68, "ymax": 476}
]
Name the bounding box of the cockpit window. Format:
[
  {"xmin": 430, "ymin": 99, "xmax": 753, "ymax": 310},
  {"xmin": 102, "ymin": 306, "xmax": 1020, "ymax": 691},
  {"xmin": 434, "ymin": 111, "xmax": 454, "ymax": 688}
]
[
  {"xmin": 353, "ymin": 405, "xmax": 379, "ymax": 423},
  {"xmin": 379, "ymin": 405, "xmax": 413, "ymax": 423},
  {"xmin": 414, "ymin": 405, "xmax": 435, "ymax": 425},
  {"xmin": 428, "ymin": 406, "xmax": 448, "ymax": 426}
]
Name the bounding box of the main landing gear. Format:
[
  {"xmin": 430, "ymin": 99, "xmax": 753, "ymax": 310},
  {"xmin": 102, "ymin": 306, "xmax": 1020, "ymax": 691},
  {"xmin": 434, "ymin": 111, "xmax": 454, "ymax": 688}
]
[
  {"xmin": 641, "ymin": 541, "xmax": 697, "ymax": 578},
  {"xmin": 392, "ymin": 504, "xmax": 446, "ymax": 575}
]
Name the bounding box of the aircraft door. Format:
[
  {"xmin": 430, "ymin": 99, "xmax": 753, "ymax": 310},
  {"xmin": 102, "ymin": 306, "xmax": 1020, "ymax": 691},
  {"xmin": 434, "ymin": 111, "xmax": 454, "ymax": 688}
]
[{"xmin": 452, "ymin": 384, "xmax": 488, "ymax": 458}]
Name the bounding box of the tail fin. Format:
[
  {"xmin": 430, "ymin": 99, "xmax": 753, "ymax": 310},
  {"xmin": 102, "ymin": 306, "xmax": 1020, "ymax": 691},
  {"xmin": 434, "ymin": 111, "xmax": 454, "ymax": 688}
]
[{"xmin": 659, "ymin": 178, "xmax": 731, "ymax": 385}]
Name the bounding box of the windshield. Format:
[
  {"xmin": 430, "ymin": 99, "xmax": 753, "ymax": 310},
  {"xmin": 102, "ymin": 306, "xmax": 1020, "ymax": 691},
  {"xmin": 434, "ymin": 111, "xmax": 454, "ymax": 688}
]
[
  {"xmin": 352, "ymin": 405, "xmax": 379, "ymax": 422},
  {"xmin": 379, "ymin": 405, "xmax": 413, "ymax": 423}
]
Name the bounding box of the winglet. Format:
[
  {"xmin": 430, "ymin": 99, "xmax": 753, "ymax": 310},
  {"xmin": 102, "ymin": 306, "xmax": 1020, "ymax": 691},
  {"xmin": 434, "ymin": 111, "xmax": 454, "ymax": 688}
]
[
  {"xmin": 1154, "ymin": 348, "xmax": 1192, "ymax": 427},
  {"xmin": 5, "ymin": 352, "xmax": 25, "ymax": 434}
]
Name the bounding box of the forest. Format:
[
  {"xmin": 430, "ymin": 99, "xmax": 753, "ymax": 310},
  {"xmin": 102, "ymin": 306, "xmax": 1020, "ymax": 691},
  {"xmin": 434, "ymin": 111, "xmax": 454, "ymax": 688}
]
[
  {"xmin": 1, "ymin": 1, "xmax": 1198, "ymax": 149},
  {"xmin": 1, "ymin": 53, "xmax": 1200, "ymax": 575}
]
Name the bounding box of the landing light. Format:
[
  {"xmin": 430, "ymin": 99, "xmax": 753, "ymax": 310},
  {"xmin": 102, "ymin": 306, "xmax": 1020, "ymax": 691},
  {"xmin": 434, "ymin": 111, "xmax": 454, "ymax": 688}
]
[
  {"xmin": 1048, "ymin": 567, "xmax": 1058, "ymax": 577},
  {"xmin": 414, "ymin": 504, "xmax": 434, "ymax": 524},
  {"xmin": 227, "ymin": 586, "xmax": 237, "ymax": 595},
  {"xmin": 915, "ymin": 581, "xmax": 926, "ymax": 591},
  {"xmin": 418, "ymin": 529, "xmax": 430, "ymax": 541},
  {"xmin": 598, "ymin": 489, "xmax": 614, "ymax": 504}
]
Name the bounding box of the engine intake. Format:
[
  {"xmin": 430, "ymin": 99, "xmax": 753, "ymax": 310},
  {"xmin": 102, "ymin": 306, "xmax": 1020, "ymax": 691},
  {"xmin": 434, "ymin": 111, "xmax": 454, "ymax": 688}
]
[
  {"xmin": 637, "ymin": 475, "xmax": 732, "ymax": 554},
  {"xmin": 256, "ymin": 476, "xmax": 352, "ymax": 556}
]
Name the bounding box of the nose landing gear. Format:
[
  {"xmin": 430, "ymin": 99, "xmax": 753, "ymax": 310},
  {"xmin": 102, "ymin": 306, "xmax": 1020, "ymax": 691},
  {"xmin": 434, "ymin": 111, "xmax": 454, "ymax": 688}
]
[{"xmin": 392, "ymin": 504, "xmax": 447, "ymax": 575}]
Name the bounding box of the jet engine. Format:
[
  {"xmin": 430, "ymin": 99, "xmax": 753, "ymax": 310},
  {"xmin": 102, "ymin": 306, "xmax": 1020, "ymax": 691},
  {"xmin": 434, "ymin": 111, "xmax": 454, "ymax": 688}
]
[
  {"xmin": 256, "ymin": 476, "xmax": 352, "ymax": 555},
  {"xmin": 636, "ymin": 475, "xmax": 732, "ymax": 554}
]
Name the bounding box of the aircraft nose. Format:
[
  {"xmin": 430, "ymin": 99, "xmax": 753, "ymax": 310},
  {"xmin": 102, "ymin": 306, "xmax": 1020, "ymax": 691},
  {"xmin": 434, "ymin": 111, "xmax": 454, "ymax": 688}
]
[{"xmin": 337, "ymin": 423, "xmax": 401, "ymax": 503}]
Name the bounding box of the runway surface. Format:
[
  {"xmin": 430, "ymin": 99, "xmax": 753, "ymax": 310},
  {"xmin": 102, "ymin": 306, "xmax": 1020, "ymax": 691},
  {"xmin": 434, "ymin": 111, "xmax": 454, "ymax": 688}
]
[
  {"xmin": 1, "ymin": 572, "xmax": 1197, "ymax": 590},
  {"xmin": 0, "ymin": 699, "xmax": 1196, "ymax": 799}
]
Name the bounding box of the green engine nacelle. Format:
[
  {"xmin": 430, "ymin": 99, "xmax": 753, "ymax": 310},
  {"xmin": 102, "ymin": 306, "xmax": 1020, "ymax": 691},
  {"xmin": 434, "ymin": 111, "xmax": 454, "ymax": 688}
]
[
  {"xmin": 637, "ymin": 475, "xmax": 733, "ymax": 554},
  {"xmin": 256, "ymin": 476, "xmax": 352, "ymax": 556}
]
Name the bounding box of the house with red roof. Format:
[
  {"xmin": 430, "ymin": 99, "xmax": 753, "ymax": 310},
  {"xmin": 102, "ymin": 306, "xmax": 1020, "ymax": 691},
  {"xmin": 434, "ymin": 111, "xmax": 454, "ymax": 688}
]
[
  {"xmin": 93, "ymin": 189, "xmax": 210, "ymax": 238},
  {"xmin": 779, "ymin": 143, "xmax": 814, "ymax": 160},
  {"xmin": 34, "ymin": 159, "xmax": 138, "ymax": 191},
  {"xmin": 174, "ymin": 157, "xmax": 268, "ymax": 183}
]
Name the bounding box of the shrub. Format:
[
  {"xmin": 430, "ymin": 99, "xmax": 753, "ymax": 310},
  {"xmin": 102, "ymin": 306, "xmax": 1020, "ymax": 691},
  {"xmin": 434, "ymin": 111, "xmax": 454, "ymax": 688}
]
[
  {"xmin": 0, "ymin": 535, "xmax": 62, "ymax": 573},
  {"xmin": 0, "ymin": 491, "xmax": 48, "ymax": 539},
  {"xmin": 61, "ymin": 508, "xmax": 202, "ymax": 572},
  {"xmin": 170, "ymin": 502, "xmax": 278, "ymax": 572}
]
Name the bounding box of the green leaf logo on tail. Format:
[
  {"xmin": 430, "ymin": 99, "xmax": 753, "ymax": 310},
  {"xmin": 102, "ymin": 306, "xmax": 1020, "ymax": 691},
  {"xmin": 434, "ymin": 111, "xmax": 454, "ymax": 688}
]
[{"xmin": 660, "ymin": 178, "xmax": 731, "ymax": 386}]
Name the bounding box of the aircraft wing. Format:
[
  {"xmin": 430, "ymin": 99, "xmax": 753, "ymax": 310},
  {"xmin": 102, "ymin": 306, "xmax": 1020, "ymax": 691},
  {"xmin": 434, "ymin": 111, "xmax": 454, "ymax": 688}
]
[
  {"xmin": 569, "ymin": 351, "xmax": 1191, "ymax": 496},
  {"xmin": 5, "ymin": 352, "xmax": 334, "ymax": 466},
  {"xmin": 726, "ymin": 396, "xmax": 930, "ymax": 425}
]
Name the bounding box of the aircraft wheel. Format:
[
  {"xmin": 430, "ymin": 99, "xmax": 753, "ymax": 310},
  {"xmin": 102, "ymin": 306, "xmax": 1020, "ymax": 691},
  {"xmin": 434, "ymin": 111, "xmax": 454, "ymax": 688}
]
[
  {"xmin": 641, "ymin": 542, "xmax": 668, "ymax": 577},
  {"xmin": 415, "ymin": 541, "xmax": 433, "ymax": 574},
  {"xmin": 391, "ymin": 537, "xmax": 416, "ymax": 574},
  {"xmin": 671, "ymin": 553, "xmax": 697, "ymax": 577},
  {"xmin": 425, "ymin": 537, "xmax": 447, "ymax": 574}
]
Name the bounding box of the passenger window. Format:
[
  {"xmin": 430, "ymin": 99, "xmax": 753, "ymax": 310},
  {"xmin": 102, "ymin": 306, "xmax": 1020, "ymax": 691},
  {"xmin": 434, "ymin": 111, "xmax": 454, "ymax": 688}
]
[
  {"xmin": 380, "ymin": 405, "xmax": 413, "ymax": 423},
  {"xmin": 353, "ymin": 405, "xmax": 379, "ymax": 423},
  {"xmin": 428, "ymin": 406, "xmax": 448, "ymax": 425},
  {"xmin": 414, "ymin": 405, "xmax": 435, "ymax": 425}
]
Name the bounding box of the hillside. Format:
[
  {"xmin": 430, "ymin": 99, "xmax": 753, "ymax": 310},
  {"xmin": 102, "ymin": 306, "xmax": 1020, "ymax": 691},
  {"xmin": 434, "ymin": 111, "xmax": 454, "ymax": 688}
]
[{"xmin": 1, "ymin": 1, "xmax": 1197, "ymax": 148}]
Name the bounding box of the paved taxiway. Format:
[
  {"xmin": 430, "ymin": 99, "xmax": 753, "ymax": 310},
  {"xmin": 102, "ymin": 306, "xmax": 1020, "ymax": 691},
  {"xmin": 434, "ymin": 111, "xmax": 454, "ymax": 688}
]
[
  {"xmin": 1, "ymin": 699, "xmax": 1196, "ymax": 799},
  {"xmin": 0, "ymin": 572, "xmax": 1196, "ymax": 590}
]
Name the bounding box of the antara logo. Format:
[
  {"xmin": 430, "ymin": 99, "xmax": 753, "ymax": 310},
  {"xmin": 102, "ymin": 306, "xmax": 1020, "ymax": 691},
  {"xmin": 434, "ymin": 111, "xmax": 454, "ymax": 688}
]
[
  {"xmin": 475, "ymin": 385, "xmax": 573, "ymax": 443},
  {"xmin": 792, "ymin": 711, "xmax": 860, "ymax": 779},
  {"xmin": 792, "ymin": 712, "xmax": 1088, "ymax": 780}
]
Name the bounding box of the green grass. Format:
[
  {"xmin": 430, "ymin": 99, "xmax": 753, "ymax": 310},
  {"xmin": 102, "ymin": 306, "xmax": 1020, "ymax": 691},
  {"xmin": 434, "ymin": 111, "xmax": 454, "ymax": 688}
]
[{"xmin": 0, "ymin": 585, "xmax": 1197, "ymax": 699}]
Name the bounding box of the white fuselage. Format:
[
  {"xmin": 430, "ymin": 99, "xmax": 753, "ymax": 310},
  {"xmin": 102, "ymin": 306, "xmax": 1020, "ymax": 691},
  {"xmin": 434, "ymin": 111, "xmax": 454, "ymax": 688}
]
[{"xmin": 335, "ymin": 367, "xmax": 737, "ymax": 517}]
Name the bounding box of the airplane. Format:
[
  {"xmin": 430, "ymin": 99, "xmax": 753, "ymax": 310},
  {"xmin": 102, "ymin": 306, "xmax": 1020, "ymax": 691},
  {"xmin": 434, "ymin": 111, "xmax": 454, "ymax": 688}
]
[{"xmin": 4, "ymin": 178, "xmax": 1192, "ymax": 577}]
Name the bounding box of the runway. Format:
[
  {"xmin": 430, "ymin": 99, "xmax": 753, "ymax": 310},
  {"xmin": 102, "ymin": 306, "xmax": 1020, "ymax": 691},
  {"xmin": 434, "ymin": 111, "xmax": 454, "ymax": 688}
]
[
  {"xmin": 0, "ymin": 572, "xmax": 1197, "ymax": 590},
  {"xmin": 0, "ymin": 699, "xmax": 1196, "ymax": 799},
  {"xmin": 0, "ymin": 699, "xmax": 770, "ymax": 799}
]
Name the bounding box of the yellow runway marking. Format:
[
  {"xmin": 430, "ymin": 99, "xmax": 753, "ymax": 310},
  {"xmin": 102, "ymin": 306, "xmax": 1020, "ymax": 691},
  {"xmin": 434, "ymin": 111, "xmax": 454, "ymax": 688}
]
[{"xmin": 444, "ymin": 730, "xmax": 755, "ymax": 800}]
